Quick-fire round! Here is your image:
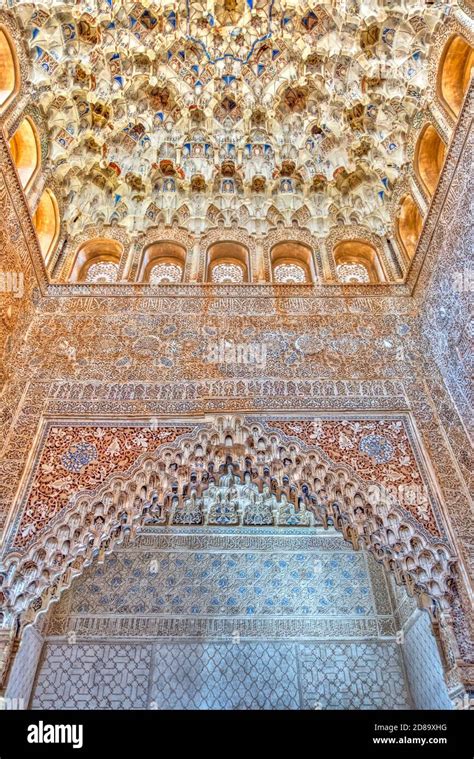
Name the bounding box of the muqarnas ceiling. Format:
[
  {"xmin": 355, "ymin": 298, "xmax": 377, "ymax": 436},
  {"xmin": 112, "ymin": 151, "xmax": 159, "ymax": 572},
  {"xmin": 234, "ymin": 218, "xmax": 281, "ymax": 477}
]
[{"xmin": 13, "ymin": 0, "xmax": 449, "ymax": 236}]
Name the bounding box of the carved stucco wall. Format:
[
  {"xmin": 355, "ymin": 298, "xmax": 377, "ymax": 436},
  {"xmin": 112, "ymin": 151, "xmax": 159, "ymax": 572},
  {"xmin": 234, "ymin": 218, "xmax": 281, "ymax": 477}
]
[
  {"xmin": 7, "ymin": 529, "xmax": 452, "ymax": 710},
  {"xmin": 0, "ymin": 62, "xmax": 472, "ymax": 698},
  {"xmin": 418, "ymin": 119, "xmax": 473, "ymax": 438},
  {"xmin": 6, "ymin": 416, "xmax": 447, "ymax": 551},
  {"xmin": 27, "ymin": 527, "xmax": 429, "ymax": 710}
]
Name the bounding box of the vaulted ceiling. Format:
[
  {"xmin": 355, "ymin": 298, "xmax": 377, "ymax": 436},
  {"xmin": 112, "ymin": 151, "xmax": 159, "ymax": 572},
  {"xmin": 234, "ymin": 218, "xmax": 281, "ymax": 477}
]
[{"xmin": 11, "ymin": 0, "xmax": 450, "ymax": 237}]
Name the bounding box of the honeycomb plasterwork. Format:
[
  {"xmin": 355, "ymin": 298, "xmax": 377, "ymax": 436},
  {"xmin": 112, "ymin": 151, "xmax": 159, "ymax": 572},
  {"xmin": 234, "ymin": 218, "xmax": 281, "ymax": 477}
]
[
  {"xmin": 0, "ymin": 413, "xmax": 460, "ymax": 643},
  {"xmin": 266, "ymin": 418, "xmax": 441, "ymax": 531},
  {"xmin": 7, "ymin": 415, "xmax": 445, "ymax": 554},
  {"xmin": 10, "ymin": 423, "xmax": 195, "ymax": 549},
  {"xmin": 18, "ymin": 76, "xmax": 468, "ymax": 294},
  {"xmin": 0, "ymin": 0, "xmax": 463, "ymax": 247}
]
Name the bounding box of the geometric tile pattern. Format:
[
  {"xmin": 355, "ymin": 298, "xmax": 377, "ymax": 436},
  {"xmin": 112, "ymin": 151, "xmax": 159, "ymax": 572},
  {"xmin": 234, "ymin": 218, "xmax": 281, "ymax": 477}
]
[
  {"xmin": 46, "ymin": 527, "xmax": 395, "ymax": 641},
  {"xmin": 150, "ymin": 642, "xmax": 300, "ymax": 710},
  {"xmin": 402, "ymin": 612, "xmax": 453, "ymax": 710},
  {"xmin": 29, "ymin": 527, "xmax": 446, "ymax": 709},
  {"xmin": 298, "ymin": 642, "xmax": 411, "ymax": 710},
  {"xmin": 68, "ymin": 542, "xmax": 375, "ymax": 619},
  {"xmin": 31, "ymin": 644, "xmax": 152, "ymax": 710},
  {"xmin": 32, "ymin": 639, "xmax": 412, "ymax": 710}
]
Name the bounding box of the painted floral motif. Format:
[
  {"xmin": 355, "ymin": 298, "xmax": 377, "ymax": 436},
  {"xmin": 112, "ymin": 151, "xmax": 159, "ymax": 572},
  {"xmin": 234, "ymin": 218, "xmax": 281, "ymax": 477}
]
[
  {"xmin": 13, "ymin": 417, "xmax": 440, "ymax": 550},
  {"xmin": 61, "ymin": 442, "xmax": 98, "ymax": 473},
  {"xmin": 268, "ymin": 418, "xmax": 440, "ymax": 536},
  {"xmin": 14, "ymin": 424, "xmax": 194, "ymax": 549},
  {"xmin": 359, "ymin": 434, "xmax": 394, "ymax": 464}
]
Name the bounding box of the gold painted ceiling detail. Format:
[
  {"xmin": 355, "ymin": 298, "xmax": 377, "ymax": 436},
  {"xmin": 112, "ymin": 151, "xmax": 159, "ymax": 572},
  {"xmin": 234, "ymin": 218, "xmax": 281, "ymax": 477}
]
[{"xmin": 12, "ymin": 0, "xmax": 450, "ymax": 236}]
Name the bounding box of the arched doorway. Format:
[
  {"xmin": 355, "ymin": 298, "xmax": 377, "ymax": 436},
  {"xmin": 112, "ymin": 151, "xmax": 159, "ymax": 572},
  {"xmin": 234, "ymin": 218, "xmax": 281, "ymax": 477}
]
[
  {"xmin": 0, "ymin": 417, "xmax": 464, "ymax": 708},
  {"xmin": 26, "ymin": 520, "xmax": 450, "ymax": 710}
]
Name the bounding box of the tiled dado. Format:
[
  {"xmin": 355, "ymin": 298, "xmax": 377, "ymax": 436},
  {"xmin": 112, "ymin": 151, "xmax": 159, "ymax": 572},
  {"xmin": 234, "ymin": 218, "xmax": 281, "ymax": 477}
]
[
  {"xmin": 28, "ymin": 527, "xmax": 452, "ymax": 710},
  {"xmin": 33, "ymin": 527, "xmax": 412, "ymax": 710},
  {"xmin": 31, "ymin": 640, "xmax": 412, "ymax": 711}
]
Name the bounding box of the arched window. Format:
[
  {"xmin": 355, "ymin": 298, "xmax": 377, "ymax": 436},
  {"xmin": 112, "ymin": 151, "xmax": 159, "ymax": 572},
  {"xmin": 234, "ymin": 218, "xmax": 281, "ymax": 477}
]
[
  {"xmin": 149, "ymin": 263, "xmax": 182, "ymax": 284},
  {"xmin": 0, "ymin": 27, "xmax": 20, "ymax": 113},
  {"xmin": 211, "ymin": 263, "xmax": 244, "ymax": 283},
  {"xmin": 438, "ymin": 35, "xmax": 474, "ymax": 120},
  {"xmin": 85, "ymin": 261, "xmax": 119, "ymax": 283},
  {"xmin": 69, "ymin": 238, "xmax": 123, "ymax": 282},
  {"xmin": 33, "ymin": 188, "xmax": 60, "ymax": 265},
  {"xmin": 274, "ymin": 263, "xmax": 307, "ymax": 283},
  {"xmin": 207, "ymin": 242, "xmax": 249, "ymax": 283},
  {"xmin": 396, "ymin": 195, "xmax": 423, "ymax": 261},
  {"xmin": 333, "ymin": 240, "xmax": 384, "ymax": 283},
  {"xmin": 414, "ymin": 124, "xmax": 446, "ymax": 199},
  {"xmin": 137, "ymin": 242, "xmax": 185, "ymax": 283},
  {"xmin": 336, "ymin": 263, "xmax": 370, "ymax": 283},
  {"xmin": 271, "ymin": 241, "xmax": 315, "ymax": 283},
  {"xmin": 9, "ymin": 116, "xmax": 41, "ymax": 192}
]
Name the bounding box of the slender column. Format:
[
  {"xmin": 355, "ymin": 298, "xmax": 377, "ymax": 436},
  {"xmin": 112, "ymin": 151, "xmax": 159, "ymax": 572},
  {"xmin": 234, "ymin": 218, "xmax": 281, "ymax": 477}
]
[
  {"xmin": 0, "ymin": 626, "xmax": 17, "ymax": 696},
  {"xmin": 454, "ymin": 6, "xmax": 474, "ymax": 35},
  {"xmin": 188, "ymin": 240, "xmax": 202, "ymax": 282},
  {"xmin": 4, "ymin": 625, "xmax": 44, "ymax": 709},
  {"xmin": 428, "ymin": 103, "xmax": 452, "ymax": 145},
  {"xmin": 409, "ymin": 175, "xmax": 429, "ymax": 216},
  {"xmin": 252, "ymin": 241, "xmax": 266, "ymax": 282},
  {"xmin": 120, "ymin": 239, "xmax": 139, "ymax": 281}
]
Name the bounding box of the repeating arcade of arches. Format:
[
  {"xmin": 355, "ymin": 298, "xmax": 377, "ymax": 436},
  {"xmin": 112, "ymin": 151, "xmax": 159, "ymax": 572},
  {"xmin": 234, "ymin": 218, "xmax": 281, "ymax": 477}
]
[
  {"xmin": 0, "ymin": 27, "xmax": 472, "ymax": 282},
  {"xmin": 0, "ymin": 419, "xmax": 458, "ymax": 628}
]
